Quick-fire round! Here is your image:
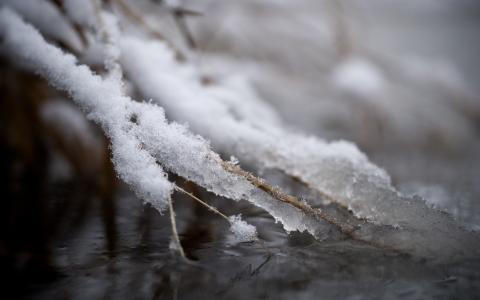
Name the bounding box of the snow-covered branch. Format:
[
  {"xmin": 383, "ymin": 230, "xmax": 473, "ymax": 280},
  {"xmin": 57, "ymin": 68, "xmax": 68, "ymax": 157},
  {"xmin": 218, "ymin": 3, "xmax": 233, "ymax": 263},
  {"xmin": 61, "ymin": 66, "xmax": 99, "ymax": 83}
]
[{"xmin": 1, "ymin": 2, "xmax": 479, "ymax": 260}]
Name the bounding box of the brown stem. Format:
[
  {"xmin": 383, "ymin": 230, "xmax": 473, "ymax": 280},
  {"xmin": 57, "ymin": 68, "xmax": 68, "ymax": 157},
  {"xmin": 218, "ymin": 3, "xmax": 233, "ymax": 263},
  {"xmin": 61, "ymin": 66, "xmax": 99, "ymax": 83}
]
[
  {"xmin": 175, "ymin": 185, "xmax": 230, "ymax": 222},
  {"xmin": 221, "ymin": 161, "xmax": 355, "ymax": 234},
  {"xmin": 168, "ymin": 196, "xmax": 187, "ymax": 260},
  {"xmin": 220, "ymin": 161, "xmax": 409, "ymax": 255}
]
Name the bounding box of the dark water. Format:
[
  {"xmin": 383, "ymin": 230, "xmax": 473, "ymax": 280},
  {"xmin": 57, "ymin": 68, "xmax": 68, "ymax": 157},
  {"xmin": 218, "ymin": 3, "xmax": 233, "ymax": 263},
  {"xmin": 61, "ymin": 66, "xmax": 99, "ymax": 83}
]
[{"xmin": 15, "ymin": 185, "xmax": 479, "ymax": 300}]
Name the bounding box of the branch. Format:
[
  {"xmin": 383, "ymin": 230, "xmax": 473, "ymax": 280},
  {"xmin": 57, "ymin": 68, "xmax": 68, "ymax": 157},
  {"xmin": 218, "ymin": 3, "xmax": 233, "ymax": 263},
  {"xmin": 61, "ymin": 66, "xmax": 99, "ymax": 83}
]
[{"xmin": 175, "ymin": 185, "xmax": 230, "ymax": 222}]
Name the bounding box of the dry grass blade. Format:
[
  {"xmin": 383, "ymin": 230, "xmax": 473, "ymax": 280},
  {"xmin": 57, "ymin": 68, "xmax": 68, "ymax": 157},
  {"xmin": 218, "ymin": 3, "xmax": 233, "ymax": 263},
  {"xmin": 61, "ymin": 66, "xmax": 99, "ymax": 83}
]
[
  {"xmin": 168, "ymin": 196, "xmax": 187, "ymax": 259},
  {"xmin": 175, "ymin": 185, "xmax": 230, "ymax": 222},
  {"xmin": 221, "ymin": 162, "xmax": 410, "ymax": 254},
  {"xmin": 221, "ymin": 161, "xmax": 356, "ymax": 234},
  {"xmin": 172, "ymin": 11, "xmax": 196, "ymax": 49}
]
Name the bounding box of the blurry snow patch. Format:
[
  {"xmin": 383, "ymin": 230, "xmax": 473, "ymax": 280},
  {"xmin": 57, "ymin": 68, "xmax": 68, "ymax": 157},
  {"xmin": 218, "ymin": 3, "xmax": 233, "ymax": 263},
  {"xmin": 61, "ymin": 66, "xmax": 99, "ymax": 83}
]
[
  {"xmin": 205, "ymin": 73, "xmax": 282, "ymax": 129},
  {"xmin": 48, "ymin": 149, "xmax": 74, "ymax": 181},
  {"xmin": 332, "ymin": 58, "xmax": 385, "ymax": 98},
  {"xmin": 64, "ymin": 0, "xmax": 96, "ymax": 28},
  {"xmin": 41, "ymin": 99, "xmax": 99, "ymax": 147},
  {"xmin": 2, "ymin": 0, "xmax": 83, "ymax": 52},
  {"xmin": 41, "ymin": 99, "xmax": 103, "ymax": 181},
  {"xmin": 80, "ymin": 42, "xmax": 106, "ymax": 66},
  {"xmin": 164, "ymin": 0, "xmax": 181, "ymax": 8},
  {"xmin": 398, "ymin": 56, "xmax": 466, "ymax": 89},
  {"xmin": 228, "ymin": 215, "xmax": 258, "ymax": 243}
]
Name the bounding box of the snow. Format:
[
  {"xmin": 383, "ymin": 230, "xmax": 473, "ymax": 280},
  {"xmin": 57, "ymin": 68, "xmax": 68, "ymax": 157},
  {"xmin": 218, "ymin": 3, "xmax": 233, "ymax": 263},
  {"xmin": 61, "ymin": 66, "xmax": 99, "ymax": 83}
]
[
  {"xmin": 119, "ymin": 36, "xmax": 394, "ymax": 225},
  {"xmin": 228, "ymin": 215, "xmax": 258, "ymax": 243},
  {"xmin": 1, "ymin": 3, "xmax": 479, "ymax": 260},
  {"xmin": 0, "ymin": 7, "xmax": 173, "ymax": 211},
  {"xmin": 1, "ymin": 0, "xmax": 83, "ymax": 52},
  {"xmin": 0, "ymin": 6, "xmax": 255, "ymax": 224},
  {"xmin": 116, "ymin": 30, "xmax": 480, "ymax": 258},
  {"xmin": 332, "ymin": 57, "xmax": 385, "ymax": 98},
  {"xmin": 121, "ymin": 35, "xmax": 464, "ymax": 237},
  {"xmin": 63, "ymin": 0, "xmax": 96, "ymax": 28},
  {"xmin": 0, "ymin": 7, "xmax": 324, "ymax": 239}
]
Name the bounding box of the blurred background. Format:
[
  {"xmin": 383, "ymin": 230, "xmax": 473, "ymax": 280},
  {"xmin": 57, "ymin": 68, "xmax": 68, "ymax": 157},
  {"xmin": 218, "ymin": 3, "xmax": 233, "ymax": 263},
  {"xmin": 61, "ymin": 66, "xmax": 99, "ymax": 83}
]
[
  {"xmin": 1, "ymin": 0, "xmax": 480, "ymax": 298},
  {"xmin": 185, "ymin": 0, "xmax": 480, "ymax": 228}
]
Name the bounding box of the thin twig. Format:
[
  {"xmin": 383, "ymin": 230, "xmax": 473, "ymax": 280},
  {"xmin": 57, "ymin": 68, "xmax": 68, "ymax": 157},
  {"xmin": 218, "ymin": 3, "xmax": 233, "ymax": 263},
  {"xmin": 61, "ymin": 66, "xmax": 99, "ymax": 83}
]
[
  {"xmin": 221, "ymin": 161, "xmax": 408, "ymax": 255},
  {"xmin": 168, "ymin": 196, "xmax": 187, "ymax": 259},
  {"xmin": 221, "ymin": 161, "xmax": 355, "ymax": 234},
  {"xmin": 172, "ymin": 10, "xmax": 196, "ymax": 49},
  {"xmin": 175, "ymin": 185, "xmax": 230, "ymax": 222},
  {"xmin": 330, "ymin": 0, "xmax": 352, "ymax": 60},
  {"xmin": 250, "ymin": 253, "xmax": 272, "ymax": 276},
  {"xmin": 290, "ymin": 173, "xmax": 350, "ymax": 210}
]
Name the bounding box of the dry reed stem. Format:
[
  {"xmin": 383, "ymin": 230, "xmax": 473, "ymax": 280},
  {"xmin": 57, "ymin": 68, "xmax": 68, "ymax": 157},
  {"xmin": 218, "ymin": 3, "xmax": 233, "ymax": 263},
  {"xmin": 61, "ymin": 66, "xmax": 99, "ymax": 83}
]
[
  {"xmin": 168, "ymin": 196, "xmax": 187, "ymax": 259},
  {"xmin": 175, "ymin": 185, "xmax": 230, "ymax": 222},
  {"xmin": 51, "ymin": 0, "xmax": 402, "ymax": 254},
  {"xmin": 172, "ymin": 10, "xmax": 197, "ymax": 49},
  {"xmin": 221, "ymin": 161, "xmax": 356, "ymax": 234},
  {"xmin": 221, "ymin": 161, "xmax": 409, "ymax": 254}
]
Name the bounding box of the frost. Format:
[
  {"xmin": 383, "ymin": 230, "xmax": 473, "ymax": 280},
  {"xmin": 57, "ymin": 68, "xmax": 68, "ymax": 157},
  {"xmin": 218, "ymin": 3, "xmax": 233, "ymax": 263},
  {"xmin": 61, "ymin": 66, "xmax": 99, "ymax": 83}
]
[{"xmin": 228, "ymin": 215, "xmax": 258, "ymax": 243}]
